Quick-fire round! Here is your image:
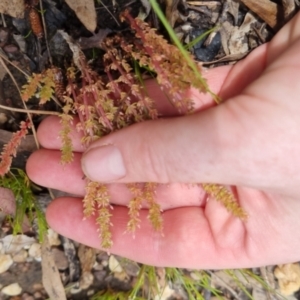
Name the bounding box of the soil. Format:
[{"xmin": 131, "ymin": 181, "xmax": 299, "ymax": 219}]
[{"xmin": 0, "ymin": 0, "xmax": 299, "ymax": 299}]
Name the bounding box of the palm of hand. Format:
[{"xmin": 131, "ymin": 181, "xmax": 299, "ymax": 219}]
[{"xmin": 27, "ymin": 13, "xmax": 300, "ymax": 268}]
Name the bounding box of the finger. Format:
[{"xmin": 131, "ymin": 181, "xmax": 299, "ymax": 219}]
[
  {"xmin": 75, "ymin": 44, "xmax": 269, "ymax": 185},
  {"xmin": 37, "ymin": 115, "xmax": 85, "ymax": 152},
  {"xmin": 80, "ymin": 104, "xmax": 238, "ymax": 184},
  {"xmin": 80, "ymin": 89, "xmax": 299, "ymax": 191},
  {"xmin": 36, "ymin": 66, "xmax": 233, "ymax": 151},
  {"xmin": 26, "ymin": 149, "xmax": 86, "ymax": 195},
  {"xmin": 150, "ymin": 65, "xmax": 232, "ymax": 115},
  {"xmin": 46, "ymin": 197, "xmax": 247, "ymax": 269},
  {"xmin": 26, "ymin": 148, "xmax": 206, "ymax": 209},
  {"xmin": 81, "ymin": 41, "xmax": 300, "ymax": 192}
]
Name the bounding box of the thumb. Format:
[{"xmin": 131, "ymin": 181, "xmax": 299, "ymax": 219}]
[
  {"xmin": 81, "ymin": 102, "xmax": 248, "ymax": 185},
  {"xmin": 80, "ymin": 42, "xmax": 274, "ymax": 186}
]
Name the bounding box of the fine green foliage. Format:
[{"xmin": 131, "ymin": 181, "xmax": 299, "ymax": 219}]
[
  {"xmin": 185, "ymin": 26, "xmax": 218, "ymax": 50},
  {"xmin": 166, "ymin": 268, "xmax": 223, "ymax": 299},
  {"xmin": 0, "ymin": 169, "xmax": 48, "ymax": 241},
  {"xmin": 92, "ymin": 265, "xmax": 225, "ymax": 300},
  {"xmin": 91, "ymin": 265, "xmax": 278, "ymax": 300}
]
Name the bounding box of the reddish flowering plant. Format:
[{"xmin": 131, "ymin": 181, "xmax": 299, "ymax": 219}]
[
  {"xmin": 0, "ymin": 120, "xmax": 30, "ymax": 176},
  {"xmin": 20, "ymin": 15, "xmax": 246, "ymax": 249}
]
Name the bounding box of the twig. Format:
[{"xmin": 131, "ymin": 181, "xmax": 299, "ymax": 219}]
[
  {"xmin": 0, "ymin": 58, "xmax": 40, "ymax": 148},
  {"xmin": 97, "ymin": 1, "xmax": 120, "ymax": 26},
  {"xmin": 0, "ymin": 52, "xmax": 30, "ymax": 78},
  {"xmin": 207, "ymin": 270, "xmax": 241, "ymax": 300},
  {"xmin": 259, "ymin": 267, "xmax": 280, "ymax": 300},
  {"xmin": 0, "ymin": 103, "xmax": 60, "ymax": 116},
  {"xmin": 1, "ymin": 13, "xmax": 7, "ymax": 27},
  {"xmin": 39, "ymin": 0, "xmax": 52, "ymax": 65}
]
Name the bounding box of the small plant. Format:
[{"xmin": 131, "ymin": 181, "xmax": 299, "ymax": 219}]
[
  {"xmin": 0, "ymin": 169, "xmax": 48, "ymax": 241},
  {"xmin": 20, "ymin": 10, "xmax": 246, "ymax": 249},
  {"xmin": 91, "ymin": 265, "xmax": 242, "ymax": 300},
  {"xmin": 0, "ymin": 120, "xmax": 30, "ymax": 176}
]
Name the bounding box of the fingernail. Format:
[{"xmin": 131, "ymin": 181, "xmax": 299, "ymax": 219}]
[{"xmin": 81, "ymin": 145, "xmax": 126, "ymax": 182}]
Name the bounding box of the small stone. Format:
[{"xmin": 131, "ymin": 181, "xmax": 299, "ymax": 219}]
[
  {"xmin": 21, "ymin": 292, "xmax": 35, "ymax": 300},
  {"xmin": 108, "ymin": 255, "xmax": 123, "ymax": 273},
  {"xmin": 0, "ymin": 113, "xmax": 8, "ymax": 125},
  {"xmin": 33, "ymin": 291, "xmax": 43, "ymax": 299},
  {"xmin": 70, "ymin": 284, "xmax": 82, "ymax": 295},
  {"xmin": 0, "ymin": 254, "xmax": 13, "ymax": 273},
  {"xmin": 3, "ymin": 44, "xmax": 19, "ymax": 53},
  {"xmin": 32, "ymin": 283, "xmax": 43, "ymax": 291},
  {"xmin": 52, "ymin": 247, "xmax": 68, "ymax": 270},
  {"xmin": 28, "ymin": 243, "xmax": 41, "ymax": 261},
  {"xmin": 117, "ymin": 256, "xmax": 140, "ymax": 276},
  {"xmin": 93, "ymin": 262, "xmax": 104, "ymax": 271},
  {"xmin": 87, "ymin": 289, "xmax": 95, "ymax": 297},
  {"xmin": 96, "ymin": 251, "xmax": 109, "ymax": 262},
  {"xmin": 47, "ymin": 229, "xmax": 61, "ymax": 246},
  {"xmin": 13, "ymin": 249, "xmax": 28, "ymax": 263},
  {"xmin": 114, "ymin": 271, "xmax": 129, "ymax": 281},
  {"xmin": 101, "ymin": 260, "xmax": 108, "ymax": 267},
  {"xmin": 1, "ymin": 283, "xmax": 22, "ymax": 296},
  {"xmin": 154, "ymin": 284, "xmax": 175, "ymax": 300},
  {"xmin": 79, "ymin": 272, "xmax": 94, "ymax": 290},
  {"xmin": 2, "ymin": 234, "xmax": 35, "ymax": 254},
  {"xmin": 94, "ymin": 270, "xmax": 106, "ymax": 282}
]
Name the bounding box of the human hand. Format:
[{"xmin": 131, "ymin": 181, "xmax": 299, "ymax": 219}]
[{"xmin": 27, "ymin": 12, "xmax": 300, "ymax": 269}]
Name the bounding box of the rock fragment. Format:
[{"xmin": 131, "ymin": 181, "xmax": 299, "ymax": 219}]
[
  {"xmin": 0, "ymin": 253, "xmax": 13, "ymax": 273},
  {"xmin": 1, "ymin": 283, "xmax": 22, "ymax": 296}
]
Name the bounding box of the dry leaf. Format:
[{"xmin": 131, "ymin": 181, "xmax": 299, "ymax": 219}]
[
  {"xmin": 108, "ymin": 255, "xmax": 124, "ymax": 273},
  {"xmin": 0, "ymin": 51, "xmax": 8, "ymax": 81},
  {"xmin": 1, "ymin": 283, "xmax": 22, "ymax": 296},
  {"xmin": 165, "ymin": 0, "xmax": 180, "ymax": 28},
  {"xmin": 0, "ymin": 0, "xmax": 25, "ymax": 18},
  {"xmin": 282, "ymin": 0, "xmax": 296, "ymax": 20},
  {"xmin": 228, "ymin": 12, "xmax": 257, "ymax": 55},
  {"xmin": 274, "ymin": 263, "xmax": 300, "ymax": 296},
  {"xmin": 41, "ymin": 236, "xmax": 67, "ymax": 300},
  {"xmin": 0, "ymin": 254, "xmax": 13, "ymax": 274},
  {"xmin": 78, "ymin": 244, "xmax": 96, "ymax": 273},
  {"xmin": 154, "ymin": 267, "xmax": 176, "ymax": 300},
  {"xmin": 239, "ymin": 0, "xmax": 278, "ymax": 28},
  {"xmin": 227, "ymin": 0, "xmax": 240, "ymax": 25},
  {"xmin": 64, "ymin": 0, "xmax": 96, "ymax": 32},
  {"xmin": 220, "ymin": 12, "xmax": 257, "ymax": 56},
  {"xmin": 1, "ymin": 234, "xmax": 35, "ymax": 254},
  {"xmin": 78, "ymin": 244, "xmax": 96, "ymax": 290},
  {"xmin": 77, "ymin": 28, "xmax": 111, "ymax": 50},
  {"xmin": 252, "ymin": 286, "xmax": 268, "ymax": 300}
]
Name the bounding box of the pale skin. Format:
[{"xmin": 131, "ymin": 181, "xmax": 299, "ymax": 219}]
[{"xmin": 27, "ymin": 12, "xmax": 300, "ymax": 269}]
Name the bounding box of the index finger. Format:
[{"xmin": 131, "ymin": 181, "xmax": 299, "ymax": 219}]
[{"xmin": 37, "ymin": 66, "xmax": 232, "ymax": 151}]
